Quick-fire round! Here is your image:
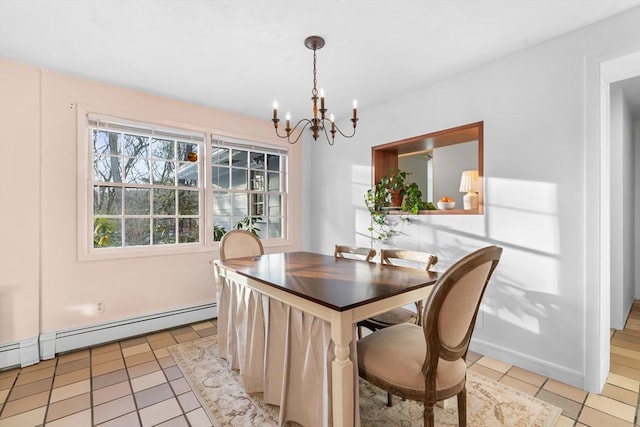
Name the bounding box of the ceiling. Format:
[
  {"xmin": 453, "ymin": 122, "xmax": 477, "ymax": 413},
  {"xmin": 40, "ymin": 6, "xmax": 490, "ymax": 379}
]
[{"xmin": 1, "ymin": 0, "xmax": 639, "ymax": 122}]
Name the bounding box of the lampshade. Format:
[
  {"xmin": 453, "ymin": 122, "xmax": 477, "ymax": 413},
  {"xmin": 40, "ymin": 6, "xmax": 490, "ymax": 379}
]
[{"xmin": 459, "ymin": 170, "xmax": 479, "ymax": 193}]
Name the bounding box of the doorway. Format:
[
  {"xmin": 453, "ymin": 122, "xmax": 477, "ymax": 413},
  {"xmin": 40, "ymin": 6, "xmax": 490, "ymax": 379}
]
[{"xmin": 587, "ymin": 50, "xmax": 640, "ymax": 393}]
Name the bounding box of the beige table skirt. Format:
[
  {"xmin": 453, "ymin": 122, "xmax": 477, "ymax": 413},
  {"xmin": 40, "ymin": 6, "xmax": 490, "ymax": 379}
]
[{"xmin": 217, "ymin": 275, "xmax": 360, "ymax": 427}]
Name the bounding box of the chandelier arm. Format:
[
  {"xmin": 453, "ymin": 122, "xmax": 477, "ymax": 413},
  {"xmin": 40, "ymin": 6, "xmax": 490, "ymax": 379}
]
[
  {"xmin": 319, "ymin": 120, "xmax": 335, "ymax": 146},
  {"xmin": 274, "ymin": 119, "xmax": 313, "ymax": 144},
  {"xmin": 322, "ymin": 118, "xmax": 357, "ymax": 139}
]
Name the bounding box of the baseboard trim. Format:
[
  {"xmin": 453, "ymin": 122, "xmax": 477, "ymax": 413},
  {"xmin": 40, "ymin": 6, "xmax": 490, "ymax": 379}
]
[
  {"xmin": 0, "ymin": 336, "xmax": 40, "ymax": 370},
  {"xmin": 469, "ymin": 337, "xmax": 585, "ymax": 389},
  {"xmin": 39, "ymin": 302, "xmax": 217, "ymax": 360}
]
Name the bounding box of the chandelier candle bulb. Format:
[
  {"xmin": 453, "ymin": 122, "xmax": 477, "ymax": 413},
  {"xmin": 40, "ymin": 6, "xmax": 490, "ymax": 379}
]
[
  {"xmin": 273, "ymin": 100, "xmax": 278, "ymax": 120},
  {"xmin": 353, "ymin": 99, "xmax": 358, "ymax": 120},
  {"xmin": 320, "ymin": 89, "xmax": 325, "ymax": 110}
]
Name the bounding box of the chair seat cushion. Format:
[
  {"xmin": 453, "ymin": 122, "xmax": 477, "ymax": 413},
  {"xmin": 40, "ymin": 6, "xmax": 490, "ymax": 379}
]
[
  {"xmin": 366, "ymin": 307, "xmax": 416, "ymax": 327},
  {"xmin": 357, "ymin": 323, "xmax": 466, "ymax": 395}
]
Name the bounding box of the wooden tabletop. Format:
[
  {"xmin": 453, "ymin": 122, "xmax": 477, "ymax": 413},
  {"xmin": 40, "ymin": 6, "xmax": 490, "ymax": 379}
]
[{"xmin": 217, "ymin": 251, "xmax": 439, "ymax": 312}]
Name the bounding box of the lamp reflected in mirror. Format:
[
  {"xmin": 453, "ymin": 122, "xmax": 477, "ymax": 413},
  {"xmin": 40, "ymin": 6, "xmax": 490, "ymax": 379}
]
[{"xmin": 459, "ymin": 170, "xmax": 480, "ymax": 210}]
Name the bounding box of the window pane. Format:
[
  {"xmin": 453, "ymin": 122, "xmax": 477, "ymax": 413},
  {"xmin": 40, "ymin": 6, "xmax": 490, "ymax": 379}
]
[
  {"xmin": 178, "ymin": 190, "xmax": 199, "ymax": 215},
  {"xmin": 267, "ymin": 154, "xmax": 280, "ymax": 171},
  {"xmin": 93, "ymin": 218, "xmax": 122, "ymax": 248},
  {"xmin": 153, "ymin": 218, "xmax": 175, "ymax": 244},
  {"xmin": 151, "ymin": 160, "xmax": 175, "ymax": 185},
  {"xmin": 212, "ymin": 166, "xmax": 230, "ymax": 188},
  {"xmin": 125, "ymin": 188, "xmax": 150, "ymax": 215},
  {"xmin": 251, "ymin": 194, "xmax": 264, "ymax": 216},
  {"xmin": 231, "ymin": 149, "xmax": 247, "ymax": 168},
  {"xmin": 213, "ymin": 192, "xmax": 232, "ymax": 216},
  {"xmin": 93, "ymin": 130, "xmax": 121, "ymax": 155},
  {"xmin": 125, "ymin": 157, "xmax": 150, "ymax": 184},
  {"xmin": 250, "ymin": 152, "xmax": 265, "ymax": 169},
  {"xmin": 124, "ymin": 218, "xmax": 150, "ymax": 246},
  {"xmin": 231, "ymin": 169, "xmax": 247, "ymax": 189},
  {"xmin": 94, "ymin": 155, "xmax": 122, "ymax": 183},
  {"xmin": 268, "ymin": 217, "xmax": 282, "ymax": 239},
  {"xmin": 154, "ymin": 189, "xmax": 176, "ymax": 215},
  {"xmin": 94, "ymin": 186, "xmax": 122, "ymax": 215},
  {"xmin": 268, "ymin": 195, "xmax": 281, "ymax": 216},
  {"xmin": 177, "ymin": 141, "xmax": 198, "ymax": 162},
  {"xmin": 152, "ymin": 138, "xmax": 175, "ymax": 159},
  {"xmin": 211, "ymin": 147, "xmax": 229, "ymax": 165},
  {"xmin": 267, "ymin": 172, "xmax": 280, "ymax": 191},
  {"xmin": 179, "ymin": 218, "xmax": 199, "ymax": 243},
  {"xmin": 124, "ymin": 134, "xmax": 149, "ymax": 158},
  {"xmin": 177, "ymin": 162, "xmax": 198, "ymax": 187},
  {"xmin": 232, "ymin": 194, "xmax": 248, "ymax": 216},
  {"xmin": 213, "ymin": 219, "xmax": 233, "ymax": 241},
  {"xmin": 250, "ymin": 171, "xmax": 265, "ymax": 191}
]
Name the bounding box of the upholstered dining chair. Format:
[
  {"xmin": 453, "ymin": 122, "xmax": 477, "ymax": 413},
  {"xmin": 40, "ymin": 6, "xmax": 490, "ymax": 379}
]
[
  {"xmin": 359, "ymin": 249, "xmax": 438, "ymax": 333},
  {"xmin": 219, "ymin": 229, "xmax": 264, "ymax": 260},
  {"xmin": 334, "ymin": 244, "xmax": 376, "ymax": 262},
  {"xmin": 357, "ymin": 245, "xmax": 503, "ymax": 426}
]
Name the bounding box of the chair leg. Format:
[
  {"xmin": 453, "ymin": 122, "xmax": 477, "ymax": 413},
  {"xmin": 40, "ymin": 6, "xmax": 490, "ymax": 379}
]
[
  {"xmin": 387, "ymin": 392, "xmax": 393, "ymax": 407},
  {"xmin": 423, "ymin": 401, "xmax": 435, "ymax": 427},
  {"xmin": 457, "ymin": 387, "xmax": 467, "ymax": 427}
]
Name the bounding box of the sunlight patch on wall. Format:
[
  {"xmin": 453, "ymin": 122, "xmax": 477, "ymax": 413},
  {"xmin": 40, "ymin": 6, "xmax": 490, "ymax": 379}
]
[
  {"xmin": 68, "ymin": 303, "xmax": 101, "ymax": 317},
  {"xmin": 488, "ymin": 177, "xmax": 560, "ymax": 255},
  {"xmin": 498, "ymin": 247, "xmax": 560, "ymax": 294}
]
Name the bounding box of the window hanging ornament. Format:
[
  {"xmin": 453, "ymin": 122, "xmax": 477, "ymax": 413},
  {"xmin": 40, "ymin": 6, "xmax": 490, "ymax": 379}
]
[{"xmin": 271, "ymin": 36, "xmax": 358, "ymax": 145}]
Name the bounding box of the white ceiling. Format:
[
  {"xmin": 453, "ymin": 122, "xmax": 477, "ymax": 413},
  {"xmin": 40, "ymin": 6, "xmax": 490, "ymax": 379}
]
[{"xmin": 1, "ymin": 0, "xmax": 639, "ymax": 122}]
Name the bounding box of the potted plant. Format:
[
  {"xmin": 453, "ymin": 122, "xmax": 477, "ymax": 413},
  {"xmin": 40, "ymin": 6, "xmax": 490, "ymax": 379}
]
[
  {"xmin": 365, "ymin": 169, "xmax": 438, "ymax": 240},
  {"xmin": 379, "ymin": 168, "xmax": 409, "ymax": 207}
]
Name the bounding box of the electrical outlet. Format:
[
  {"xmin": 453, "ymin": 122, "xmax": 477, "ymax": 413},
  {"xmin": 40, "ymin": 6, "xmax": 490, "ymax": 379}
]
[{"xmin": 96, "ymin": 301, "xmax": 105, "ymax": 313}]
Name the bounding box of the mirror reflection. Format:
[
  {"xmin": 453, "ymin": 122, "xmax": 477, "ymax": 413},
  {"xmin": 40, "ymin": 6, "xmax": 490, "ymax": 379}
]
[{"xmin": 372, "ymin": 121, "xmax": 483, "ymax": 214}]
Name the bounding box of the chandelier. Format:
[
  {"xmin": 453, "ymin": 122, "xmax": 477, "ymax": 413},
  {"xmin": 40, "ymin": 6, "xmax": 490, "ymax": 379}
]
[{"xmin": 271, "ymin": 36, "xmax": 358, "ymax": 145}]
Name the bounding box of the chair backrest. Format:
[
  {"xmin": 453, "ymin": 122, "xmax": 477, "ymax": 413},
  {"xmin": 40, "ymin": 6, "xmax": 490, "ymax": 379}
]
[
  {"xmin": 219, "ymin": 230, "xmax": 264, "ymax": 260},
  {"xmin": 380, "ymin": 249, "xmax": 438, "ymax": 271},
  {"xmin": 421, "ymin": 246, "xmax": 502, "ymax": 380},
  {"xmin": 334, "ymin": 245, "xmax": 376, "ymax": 262}
]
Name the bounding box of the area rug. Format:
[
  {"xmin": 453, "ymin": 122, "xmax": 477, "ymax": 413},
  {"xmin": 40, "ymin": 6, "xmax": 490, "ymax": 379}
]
[{"xmin": 168, "ymin": 336, "xmax": 561, "ymax": 427}]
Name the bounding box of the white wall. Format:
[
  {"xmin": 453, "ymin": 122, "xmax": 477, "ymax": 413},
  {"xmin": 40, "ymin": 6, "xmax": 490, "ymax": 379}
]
[
  {"xmin": 636, "ymin": 121, "xmax": 640, "ymax": 299},
  {"xmin": 609, "ymin": 84, "xmax": 636, "ymax": 329},
  {"xmin": 305, "ymin": 7, "xmax": 640, "ymax": 390},
  {"xmin": 0, "ymin": 57, "xmax": 303, "ymax": 366}
]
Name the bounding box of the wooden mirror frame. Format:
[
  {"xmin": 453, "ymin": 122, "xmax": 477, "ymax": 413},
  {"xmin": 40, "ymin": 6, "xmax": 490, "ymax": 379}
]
[{"xmin": 372, "ymin": 121, "xmax": 484, "ymax": 215}]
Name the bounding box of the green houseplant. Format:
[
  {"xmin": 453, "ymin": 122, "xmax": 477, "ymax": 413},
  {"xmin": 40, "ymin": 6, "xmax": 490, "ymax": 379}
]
[{"xmin": 365, "ymin": 169, "xmax": 438, "ymax": 240}]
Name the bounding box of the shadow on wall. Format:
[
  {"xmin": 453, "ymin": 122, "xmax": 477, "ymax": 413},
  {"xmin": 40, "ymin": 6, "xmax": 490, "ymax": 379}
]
[{"xmin": 355, "ymin": 175, "xmax": 581, "ymax": 375}]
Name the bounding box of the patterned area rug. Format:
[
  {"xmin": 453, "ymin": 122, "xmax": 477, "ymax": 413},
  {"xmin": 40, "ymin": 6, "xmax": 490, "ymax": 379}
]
[{"xmin": 168, "ymin": 336, "xmax": 561, "ymax": 427}]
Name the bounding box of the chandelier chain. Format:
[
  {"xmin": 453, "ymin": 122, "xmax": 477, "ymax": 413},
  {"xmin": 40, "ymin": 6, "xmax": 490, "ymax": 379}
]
[{"xmin": 312, "ymin": 47, "xmax": 318, "ymax": 97}]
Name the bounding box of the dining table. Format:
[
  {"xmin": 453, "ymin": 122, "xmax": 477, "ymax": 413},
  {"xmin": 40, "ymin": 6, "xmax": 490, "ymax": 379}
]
[{"xmin": 214, "ymin": 251, "xmax": 439, "ymax": 427}]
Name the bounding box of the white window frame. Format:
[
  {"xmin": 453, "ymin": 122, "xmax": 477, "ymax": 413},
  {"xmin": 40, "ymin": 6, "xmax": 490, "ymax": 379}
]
[
  {"xmin": 207, "ymin": 136, "xmax": 288, "ymax": 246},
  {"xmin": 77, "ymin": 106, "xmax": 289, "ymax": 261}
]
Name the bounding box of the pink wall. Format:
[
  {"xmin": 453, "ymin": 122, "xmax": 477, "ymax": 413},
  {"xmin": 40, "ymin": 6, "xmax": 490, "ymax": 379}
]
[
  {"xmin": 0, "ymin": 56, "xmax": 303, "ymax": 346},
  {"xmin": 0, "ymin": 58, "xmax": 41, "ymax": 343}
]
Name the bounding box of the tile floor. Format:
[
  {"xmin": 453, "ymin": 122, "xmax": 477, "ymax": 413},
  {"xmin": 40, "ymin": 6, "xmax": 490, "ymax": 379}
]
[{"xmin": 0, "ymin": 301, "xmax": 638, "ymax": 426}]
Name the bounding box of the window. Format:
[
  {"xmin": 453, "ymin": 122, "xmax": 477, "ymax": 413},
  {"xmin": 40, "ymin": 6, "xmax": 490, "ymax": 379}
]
[
  {"xmin": 211, "ymin": 138, "xmax": 287, "ymax": 241},
  {"xmin": 89, "ymin": 116, "xmax": 203, "ymax": 249},
  {"xmin": 84, "ymin": 113, "xmax": 288, "ymax": 256}
]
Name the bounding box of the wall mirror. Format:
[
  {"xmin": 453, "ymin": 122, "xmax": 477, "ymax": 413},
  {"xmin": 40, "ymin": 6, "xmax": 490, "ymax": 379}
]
[{"xmin": 372, "ymin": 121, "xmax": 483, "ymax": 214}]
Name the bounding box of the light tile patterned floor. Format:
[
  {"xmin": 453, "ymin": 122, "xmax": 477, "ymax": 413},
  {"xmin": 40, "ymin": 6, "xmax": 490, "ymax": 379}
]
[{"xmin": 0, "ymin": 301, "xmax": 638, "ymax": 426}]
